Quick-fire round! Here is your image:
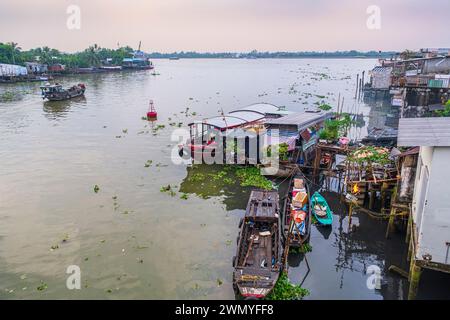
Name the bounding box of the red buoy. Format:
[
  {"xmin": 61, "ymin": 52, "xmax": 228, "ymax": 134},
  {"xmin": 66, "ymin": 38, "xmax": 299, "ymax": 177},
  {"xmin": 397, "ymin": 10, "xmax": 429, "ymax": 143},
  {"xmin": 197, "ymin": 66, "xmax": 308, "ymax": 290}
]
[{"xmin": 147, "ymin": 100, "xmax": 157, "ymax": 119}]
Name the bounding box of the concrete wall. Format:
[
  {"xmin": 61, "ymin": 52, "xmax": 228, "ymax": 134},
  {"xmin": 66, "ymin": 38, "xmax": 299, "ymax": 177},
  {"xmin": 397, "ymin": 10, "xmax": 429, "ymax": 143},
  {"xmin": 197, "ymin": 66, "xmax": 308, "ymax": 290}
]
[
  {"xmin": 372, "ymin": 71, "xmax": 392, "ymax": 89},
  {"xmin": 413, "ymin": 146, "xmax": 450, "ymax": 265}
]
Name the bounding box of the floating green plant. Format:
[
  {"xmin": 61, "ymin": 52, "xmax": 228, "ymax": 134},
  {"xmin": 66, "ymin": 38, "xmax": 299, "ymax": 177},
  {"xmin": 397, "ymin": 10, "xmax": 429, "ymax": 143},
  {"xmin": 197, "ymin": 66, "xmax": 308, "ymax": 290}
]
[
  {"xmin": 266, "ymin": 272, "xmax": 309, "ymax": 300},
  {"xmin": 234, "ymin": 166, "xmax": 273, "ymax": 190}
]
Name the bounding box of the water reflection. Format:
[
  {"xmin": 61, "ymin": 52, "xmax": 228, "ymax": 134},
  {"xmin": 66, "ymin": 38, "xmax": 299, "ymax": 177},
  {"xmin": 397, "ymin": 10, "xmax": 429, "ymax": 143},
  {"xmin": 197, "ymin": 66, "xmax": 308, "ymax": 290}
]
[
  {"xmin": 42, "ymin": 96, "xmax": 87, "ymax": 120},
  {"xmin": 288, "ymin": 189, "xmax": 409, "ymax": 299},
  {"xmin": 179, "ymin": 164, "xmax": 250, "ymax": 211}
]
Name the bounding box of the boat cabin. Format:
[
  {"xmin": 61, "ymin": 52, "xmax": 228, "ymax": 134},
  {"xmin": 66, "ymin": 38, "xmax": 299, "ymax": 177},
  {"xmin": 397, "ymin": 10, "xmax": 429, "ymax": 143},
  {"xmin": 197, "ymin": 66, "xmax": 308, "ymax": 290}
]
[
  {"xmin": 40, "ymin": 84, "xmax": 64, "ymax": 94},
  {"xmin": 180, "ymin": 103, "xmax": 289, "ymax": 163}
]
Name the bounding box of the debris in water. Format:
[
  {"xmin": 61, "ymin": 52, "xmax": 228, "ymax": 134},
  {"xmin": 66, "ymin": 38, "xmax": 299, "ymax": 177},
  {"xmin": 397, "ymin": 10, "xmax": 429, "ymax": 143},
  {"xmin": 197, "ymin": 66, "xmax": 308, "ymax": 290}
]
[{"xmin": 93, "ymin": 185, "xmax": 100, "ymax": 193}]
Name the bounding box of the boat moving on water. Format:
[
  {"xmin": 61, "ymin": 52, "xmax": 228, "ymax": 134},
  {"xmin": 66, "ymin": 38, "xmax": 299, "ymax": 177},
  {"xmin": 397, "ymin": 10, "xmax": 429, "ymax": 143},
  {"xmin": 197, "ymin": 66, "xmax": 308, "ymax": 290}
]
[
  {"xmin": 40, "ymin": 83, "xmax": 86, "ymax": 101},
  {"xmin": 283, "ymin": 170, "xmax": 312, "ymax": 247},
  {"xmin": 311, "ymin": 191, "xmax": 333, "ymax": 226},
  {"xmin": 233, "ymin": 190, "xmax": 282, "ymax": 299}
]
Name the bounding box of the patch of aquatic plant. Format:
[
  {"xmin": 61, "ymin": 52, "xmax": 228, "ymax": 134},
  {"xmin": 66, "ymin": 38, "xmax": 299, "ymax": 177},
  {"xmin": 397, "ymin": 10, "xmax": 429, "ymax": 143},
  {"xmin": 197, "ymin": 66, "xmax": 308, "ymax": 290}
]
[
  {"xmin": 37, "ymin": 281, "xmax": 48, "ymax": 291},
  {"xmin": 0, "ymin": 90, "xmax": 29, "ymax": 102},
  {"xmin": 266, "ymin": 272, "xmax": 309, "ymax": 300},
  {"xmin": 318, "ymin": 103, "xmax": 332, "ymax": 111},
  {"xmin": 144, "ymin": 160, "xmax": 153, "ymax": 167},
  {"xmin": 180, "ymin": 193, "xmax": 189, "ymax": 200},
  {"xmin": 160, "ymin": 185, "xmax": 172, "ymax": 192},
  {"xmin": 234, "ymin": 166, "xmax": 273, "ymax": 190},
  {"xmin": 93, "ymin": 185, "xmax": 100, "ymax": 193}
]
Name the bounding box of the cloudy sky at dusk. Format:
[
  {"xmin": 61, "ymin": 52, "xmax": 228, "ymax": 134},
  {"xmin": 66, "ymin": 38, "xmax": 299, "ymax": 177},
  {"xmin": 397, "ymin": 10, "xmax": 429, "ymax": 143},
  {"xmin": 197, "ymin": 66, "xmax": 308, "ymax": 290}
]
[{"xmin": 1, "ymin": 0, "xmax": 449, "ymax": 52}]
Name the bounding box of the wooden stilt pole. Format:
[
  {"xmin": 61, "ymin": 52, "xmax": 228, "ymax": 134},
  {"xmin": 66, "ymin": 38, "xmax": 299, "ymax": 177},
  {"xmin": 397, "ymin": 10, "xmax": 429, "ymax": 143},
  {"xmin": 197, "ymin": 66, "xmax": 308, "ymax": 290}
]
[
  {"xmin": 348, "ymin": 202, "xmax": 354, "ymax": 230},
  {"xmin": 385, "ymin": 207, "xmax": 396, "ymax": 238},
  {"xmin": 408, "ymin": 259, "xmax": 422, "ymax": 300},
  {"xmin": 407, "ymin": 236, "xmax": 412, "ymax": 262},
  {"xmin": 406, "ymin": 210, "xmax": 411, "ymax": 244},
  {"xmin": 368, "ymin": 184, "xmax": 375, "ymax": 210}
]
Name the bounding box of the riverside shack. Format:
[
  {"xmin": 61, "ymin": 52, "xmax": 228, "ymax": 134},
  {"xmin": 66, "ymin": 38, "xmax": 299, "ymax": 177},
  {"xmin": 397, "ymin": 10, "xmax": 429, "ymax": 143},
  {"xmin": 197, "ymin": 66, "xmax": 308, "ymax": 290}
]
[
  {"xmin": 264, "ymin": 110, "xmax": 333, "ymax": 167},
  {"xmin": 397, "ymin": 117, "xmax": 450, "ymax": 299}
]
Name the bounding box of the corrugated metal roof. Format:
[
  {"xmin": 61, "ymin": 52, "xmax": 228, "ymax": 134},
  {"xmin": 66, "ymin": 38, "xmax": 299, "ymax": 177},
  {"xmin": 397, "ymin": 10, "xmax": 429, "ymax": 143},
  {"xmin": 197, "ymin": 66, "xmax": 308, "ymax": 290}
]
[
  {"xmin": 372, "ymin": 66, "xmax": 393, "ymax": 73},
  {"xmin": 238, "ymin": 103, "xmax": 280, "ymax": 114},
  {"xmin": 203, "ymin": 116, "xmax": 247, "ymax": 128},
  {"xmin": 397, "ymin": 118, "xmax": 450, "ymax": 146},
  {"xmin": 265, "ymin": 111, "xmax": 333, "ymax": 131},
  {"xmin": 188, "ymin": 103, "xmax": 282, "ymax": 129},
  {"xmin": 227, "ymin": 110, "xmax": 265, "ymax": 122}
]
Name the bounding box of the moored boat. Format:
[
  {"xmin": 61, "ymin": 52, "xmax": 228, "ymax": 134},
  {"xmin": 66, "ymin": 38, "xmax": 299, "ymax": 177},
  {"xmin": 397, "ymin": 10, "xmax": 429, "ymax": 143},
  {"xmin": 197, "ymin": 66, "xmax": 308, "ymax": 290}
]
[
  {"xmin": 233, "ymin": 190, "xmax": 282, "ymax": 299},
  {"xmin": 282, "ymin": 170, "xmax": 312, "ymax": 247},
  {"xmin": 40, "ymin": 83, "xmax": 86, "ymax": 101},
  {"xmin": 178, "ymin": 103, "xmax": 287, "ymax": 162},
  {"xmin": 311, "ymin": 191, "xmax": 333, "ymax": 226}
]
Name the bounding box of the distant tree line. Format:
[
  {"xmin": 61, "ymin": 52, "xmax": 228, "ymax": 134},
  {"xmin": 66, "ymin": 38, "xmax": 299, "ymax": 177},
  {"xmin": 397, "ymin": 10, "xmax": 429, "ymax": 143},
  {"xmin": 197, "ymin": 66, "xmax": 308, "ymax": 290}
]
[
  {"xmin": 149, "ymin": 50, "xmax": 397, "ymax": 59},
  {"xmin": 0, "ymin": 42, "xmax": 398, "ymax": 68},
  {"xmin": 0, "ymin": 42, "xmax": 135, "ymax": 68}
]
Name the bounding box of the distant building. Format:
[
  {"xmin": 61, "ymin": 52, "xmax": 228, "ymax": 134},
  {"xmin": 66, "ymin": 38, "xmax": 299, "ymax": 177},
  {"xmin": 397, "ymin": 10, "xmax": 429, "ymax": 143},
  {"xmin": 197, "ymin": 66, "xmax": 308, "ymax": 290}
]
[
  {"xmin": 397, "ymin": 117, "xmax": 450, "ymax": 299},
  {"xmin": 25, "ymin": 62, "xmax": 48, "ymax": 74},
  {"xmin": 0, "ymin": 63, "xmax": 28, "ymax": 77},
  {"xmin": 47, "ymin": 64, "xmax": 65, "ymax": 72}
]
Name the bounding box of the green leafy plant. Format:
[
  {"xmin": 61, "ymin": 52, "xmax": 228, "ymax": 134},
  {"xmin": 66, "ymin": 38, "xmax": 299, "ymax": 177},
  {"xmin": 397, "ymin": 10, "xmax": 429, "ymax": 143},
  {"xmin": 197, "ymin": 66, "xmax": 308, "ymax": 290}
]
[
  {"xmin": 318, "ymin": 103, "xmax": 332, "ymax": 111},
  {"xmin": 266, "ymin": 143, "xmax": 289, "ymax": 161},
  {"xmin": 435, "ymin": 99, "xmax": 450, "ymax": 117},
  {"xmin": 266, "ymin": 272, "xmax": 309, "ymax": 300},
  {"xmin": 234, "ymin": 166, "xmax": 273, "ymax": 190}
]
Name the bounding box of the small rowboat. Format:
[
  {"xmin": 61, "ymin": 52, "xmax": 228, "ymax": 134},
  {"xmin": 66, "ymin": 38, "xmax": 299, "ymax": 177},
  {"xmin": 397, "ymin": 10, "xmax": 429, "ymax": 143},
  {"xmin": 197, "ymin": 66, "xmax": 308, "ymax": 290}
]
[{"xmin": 311, "ymin": 192, "xmax": 333, "ymax": 226}]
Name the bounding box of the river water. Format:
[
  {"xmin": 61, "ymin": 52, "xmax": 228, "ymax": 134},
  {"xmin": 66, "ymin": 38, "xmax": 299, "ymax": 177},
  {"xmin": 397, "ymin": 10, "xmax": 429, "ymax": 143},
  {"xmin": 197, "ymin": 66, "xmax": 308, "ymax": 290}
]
[{"xmin": 0, "ymin": 59, "xmax": 447, "ymax": 299}]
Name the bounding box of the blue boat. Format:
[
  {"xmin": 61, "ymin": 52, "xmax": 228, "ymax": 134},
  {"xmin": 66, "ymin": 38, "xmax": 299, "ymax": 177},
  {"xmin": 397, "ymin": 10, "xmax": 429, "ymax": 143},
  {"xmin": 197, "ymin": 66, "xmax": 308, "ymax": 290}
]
[{"xmin": 311, "ymin": 192, "xmax": 333, "ymax": 226}]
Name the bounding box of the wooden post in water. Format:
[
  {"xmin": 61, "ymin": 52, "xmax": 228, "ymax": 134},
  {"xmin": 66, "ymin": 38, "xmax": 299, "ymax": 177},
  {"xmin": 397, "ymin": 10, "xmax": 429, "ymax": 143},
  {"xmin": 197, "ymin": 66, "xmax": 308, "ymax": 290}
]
[
  {"xmin": 408, "ymin": 259, "xmax": 422, "ymax": 300},
  {"xmin": 337, "ymin": 92, "xmax": 341, "ymax": 115},
  {"xmin": 368, "ymin": 183, "xmax": 375, "ymax": 210},
  {"xmin": 348, "ymin": 202, "xmax": 354, "ymax": 230},
  {"xmin": 354, "ymin": 74, "xmax": 359, "ymax": 99},
  {"xmin": 385, "ymin": 186, "xmax": 397, "ymax": 238},
  {"xmin": 406, "ymin": 210, "xmax": 412, "ymax": 244},
  {"xmin": 361, "ymin": 71, "xmax": 365, "ymax": 92}
]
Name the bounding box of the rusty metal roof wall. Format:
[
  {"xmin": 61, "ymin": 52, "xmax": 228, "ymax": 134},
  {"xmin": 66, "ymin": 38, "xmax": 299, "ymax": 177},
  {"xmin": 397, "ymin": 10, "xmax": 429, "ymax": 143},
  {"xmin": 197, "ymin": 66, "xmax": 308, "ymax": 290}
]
[
  {"xmin": 397, "ymin": 118, "xmax": 450, "ymax": 146},
  {"xmin": 265, "ymin": 111, "xmax": 333, "ymax": 131}
]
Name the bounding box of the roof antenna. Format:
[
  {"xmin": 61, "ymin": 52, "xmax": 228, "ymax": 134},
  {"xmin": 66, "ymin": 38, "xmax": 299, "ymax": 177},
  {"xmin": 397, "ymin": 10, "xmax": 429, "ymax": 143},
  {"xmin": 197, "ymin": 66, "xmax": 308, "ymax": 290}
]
[{"xmin": 220, "ymin": 107, "xmax": 228, "ymax": 128}]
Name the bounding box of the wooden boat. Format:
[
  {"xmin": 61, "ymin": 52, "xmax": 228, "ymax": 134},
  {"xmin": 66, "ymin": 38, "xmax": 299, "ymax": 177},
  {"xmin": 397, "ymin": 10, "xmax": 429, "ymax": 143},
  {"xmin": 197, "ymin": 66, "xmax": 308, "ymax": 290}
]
[
  {"xmin": 311, "ymin": 191, "xmax": 333, "ymax": 226},
  {"xmin": 40, "ymin": 83, "xmax": 86, "ymax": 101},
  {"xmin": 282, "ymin": 170, "xmax": 312, "ymax": 247},
  {"xmin": 233, "ymin": 190, "xmax": 282, "ymax": 299}
]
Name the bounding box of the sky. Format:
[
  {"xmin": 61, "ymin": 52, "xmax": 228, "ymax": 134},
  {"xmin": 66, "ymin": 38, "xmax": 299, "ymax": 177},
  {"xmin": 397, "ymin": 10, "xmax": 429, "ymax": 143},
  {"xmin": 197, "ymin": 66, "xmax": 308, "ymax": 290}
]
[{"xmin": 0, "ymin": 0, "xmax": 449, "ymax": 53}]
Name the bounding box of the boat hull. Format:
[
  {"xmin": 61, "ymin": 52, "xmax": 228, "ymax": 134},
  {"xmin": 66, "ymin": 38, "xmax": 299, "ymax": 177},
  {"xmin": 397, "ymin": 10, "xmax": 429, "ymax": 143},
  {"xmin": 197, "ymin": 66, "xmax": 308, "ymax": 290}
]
[
  {"xmin": 311, "ymin": 191, "xmax": 333, "ymax": 226},
  {"xmin": 45, "ymin": 90, "xmax": 85, "ymax": 101},
  {"xmin": 283, "ymin": 170, "xmax": 312, "ymax": 247}
]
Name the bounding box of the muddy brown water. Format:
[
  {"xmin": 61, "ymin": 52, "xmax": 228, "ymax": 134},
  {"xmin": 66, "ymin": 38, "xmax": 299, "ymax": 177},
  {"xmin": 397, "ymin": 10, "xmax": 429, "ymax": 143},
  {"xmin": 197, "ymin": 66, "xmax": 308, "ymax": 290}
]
[{"xmin": 1, "ymin": 59, "xmax": 449, "ymax": 299}]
